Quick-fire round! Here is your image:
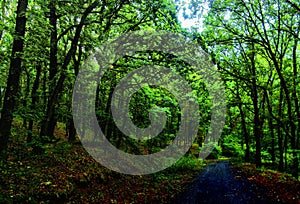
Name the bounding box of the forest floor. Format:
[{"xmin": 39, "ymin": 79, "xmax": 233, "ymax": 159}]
[
  {"xmin": 0, "ymin": 128, "xmax": 206, "ymax": 203},
  {"xmin": 0, "ymin": 125, "xmax": 299, "ymax": 203}
]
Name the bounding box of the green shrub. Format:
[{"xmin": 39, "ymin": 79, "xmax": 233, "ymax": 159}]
[
  {"xmin": 168, "ymin": 156, "xmax": 205, "ymax": 172},
  {"xmin": 221, "ymin": 136, "xmax": 242, "ymax": 157},
  {"xmin": 207, "ymin": 145, "xmax": 222, "ymax": 159},
  {"xmin": 199, "ymin": 142, "xmax": 221, "ymax": 159}
]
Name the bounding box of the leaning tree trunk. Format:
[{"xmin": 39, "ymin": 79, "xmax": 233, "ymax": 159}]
[
  {"xmin": 40, "ymin": 1, "xmax": 99, "ymax": 138},
  {"xmin": 66, "ymin": 44, "xmax": 82, "ymax": 142},
  {"xmin": 0, "ymin": 0, "xmax": 28, "ymax": 157}
]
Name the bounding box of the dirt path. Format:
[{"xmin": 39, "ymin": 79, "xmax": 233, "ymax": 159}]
[{"xmin": 172, "ymin": 160, "xmax": 282, "ymax": 204}]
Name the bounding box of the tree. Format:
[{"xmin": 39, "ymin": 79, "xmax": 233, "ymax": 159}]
[
  {"xmin": 0, "ymin": 0, "xmax": 28, "ymax": 157},
  {"xmin": 40, "ymin": 0, "xmax": 100, "ymax": 138},
  {"xmin": 203, "ymin": 0, "xmax": 299, "ymax": 177}
]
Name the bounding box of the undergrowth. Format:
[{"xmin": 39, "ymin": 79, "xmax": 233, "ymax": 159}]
[{"xmin": 0, "ymin": 130, "xmax": 206, "ymax": 204}]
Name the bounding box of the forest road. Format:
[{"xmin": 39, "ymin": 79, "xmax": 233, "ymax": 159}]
[{"xmin": 172, "ymin": 160, "xmax": 282, "ymax": 204}]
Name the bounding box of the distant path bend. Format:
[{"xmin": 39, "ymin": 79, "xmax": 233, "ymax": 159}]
[{"xmin": 172, "ymin": 160, "xmax": 282, "ymax": 204}]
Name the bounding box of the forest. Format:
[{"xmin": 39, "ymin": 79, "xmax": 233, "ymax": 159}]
[{"xmin": 0, "ymin": 0, "xmax": 299, "ymax": 203}]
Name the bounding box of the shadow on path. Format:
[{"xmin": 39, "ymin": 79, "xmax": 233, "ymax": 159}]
[{"xmin": 172, "ymin": 160, "xmax": 282, "ymax": 204}]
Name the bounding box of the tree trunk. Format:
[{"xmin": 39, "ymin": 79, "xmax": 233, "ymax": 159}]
[
  {"xmin": 268, "ymin": 117, "xmax": 275, "ymax": 165},
  {"xmin": 22, "ymin": 68, "xmax": 31, "ymax": 128},
  {"xmin": 278, "ymin": 128, "xmax": 284, "ymax": 171},
  {"xmin": 104, "ymin": 87, "xmax": 115, "ymax": 141},
  {"xmin": 27, "ymin": 64, "xmax": 41, "ymax": 142},
  {"xmin": 291, "ymin": 38, "xmax": 299, "ymax": 178},
  {"xmin": 250, "ymin": 42, "xmax": 261, "ymax": 167},
  {"xmin": 66, "ymin": 43, "xmax": 83, "ymax": 142},
  {"xmin": 284, "ymin": 132, "xmax": 288, "ymax": 171},
  {"xmin": 49, "ymin": 0, "xmax": 58, "ymax": 81},
  {"xmin": 277, "ymin": 82, "xmax": 284, "ymax": 172},
  {"xmin": 0, "ymin": 0, "xmax": 28, "ymax": 157},
  {"xmin": 67, "ymin": 118, "xmax": 76, "ymax": 142},
  {"xmin": 269, "ymin": 44, "xmax": 297, "ymax": 177},
  {"xmin": 0, "ymin": 87, "xmax": 4, "ymax": 111},
  {"xmin": 40, "ymin": 1, "xmax": 99, "ymax": 138},
  {"xmin": 39, "ymin": 0, "xmax": 58, "ymax": 139},
  {"xmin": 237, "ymin": 81, "xmax": 250, "ymax": 162}
]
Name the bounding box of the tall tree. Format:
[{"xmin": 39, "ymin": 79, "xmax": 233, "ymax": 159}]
[
  {"xmin": 0, "ymin": 0, "xmax": 29, "ymax": 157},
  {"xmin": 40, "ymin": 0, "xmax": 100, "ymax": 138},
  {"xmin": 203, "ymin": 0, "xmax": 299, "ymax": 177}
]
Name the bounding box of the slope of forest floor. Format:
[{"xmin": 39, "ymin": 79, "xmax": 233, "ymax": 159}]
[{"xmin": 233, "ymin": 163, "xmax": 300, "ymax": 203}]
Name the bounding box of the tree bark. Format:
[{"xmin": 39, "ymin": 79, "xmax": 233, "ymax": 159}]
[
  {"xmin": 39, "ymin": 0, "xmax": 58, "ymax": 139},
  {"xmin": 40, "ymin": 1, "xmax": 100, "ymax": 138},
  {"xmin": 249, "ymin": 42, "xmax": 262, "ymax": 167},
  {"xmin": 67, "ymin": 44, "xmax": 83, "ymax": 142},
  {"xmin": 236, "ymin": 80, "xmax": 250, "ymax": 162},
  {"xmin": 27, "ymin": 64, "xmax": 42, "ymax": 142},
  {"xmin": 269, "ymin": 116, "xmax": 275, "ymax": 165},
  {"xmin": 0, "ymin": 87, "xmax": 5, "ymax": 111},
  {"xmin": 49, "ymin": 0, "xmax": 58, "ymax": 81},
  {"xmin": 0, "ymin": 0, "xmax": 28, "ymax": 157},
  {"xmin": 22, "ymin": 68, "xmax": 31, "ymax": 128},
  {"xmin": 291, "ymin": 38, "xmax": 299, "ymax": 178},
  {"xmin": 278, "ymin": 87, "xmax": 284, "ymax": 172}
]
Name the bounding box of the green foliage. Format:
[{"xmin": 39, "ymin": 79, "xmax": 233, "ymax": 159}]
[
  {"xmin": 0, "ymin": 0, "xmax": 299, "ymax": 195},
  {"xmin": 198, "ymin": 142, "xmax": 222, "ymax": 160},
  {"xmin": 201, "ymin": 0, "xmax": 300, "ymax": 178},
  {"xmin": 26, "ymin": 135, "xmax": 68, "ymax": 156},
  {"xmin": 167, "ymin": 156, "xmax": 205, "ymax": 173},
  {"xmin": 220, "ymin": 135, "xmax": 242, "ymax": 157},
  {"xmin": 207, "ymin": 145, "xmax": 222, "ymax": 160}
]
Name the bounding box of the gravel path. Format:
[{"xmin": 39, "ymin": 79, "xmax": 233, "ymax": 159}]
[{"xmin": 172, "ymin": 160, "xmax": 282, "ymax": 204}]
